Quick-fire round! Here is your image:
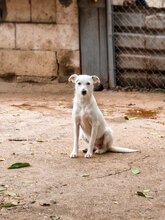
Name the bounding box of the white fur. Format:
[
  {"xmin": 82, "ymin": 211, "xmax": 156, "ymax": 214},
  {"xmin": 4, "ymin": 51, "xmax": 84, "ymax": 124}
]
[{"xmin": 69, "ymin": 74, "xmax": 138, "ymax": 158}]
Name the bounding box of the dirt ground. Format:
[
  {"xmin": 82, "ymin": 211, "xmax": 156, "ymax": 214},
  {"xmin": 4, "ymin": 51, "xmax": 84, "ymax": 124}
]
[{"xmin": 0, "ymin": 84, "xmax": 165, "ymax": 220}]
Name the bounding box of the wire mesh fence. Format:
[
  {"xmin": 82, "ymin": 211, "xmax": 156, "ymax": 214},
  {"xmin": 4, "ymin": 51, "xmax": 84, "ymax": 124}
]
[{"xmin": 112, "ymin": 2, "xmax": 165, "ymax": 90}]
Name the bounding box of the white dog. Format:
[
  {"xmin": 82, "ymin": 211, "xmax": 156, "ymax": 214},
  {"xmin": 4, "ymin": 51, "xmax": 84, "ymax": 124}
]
[{"xmin": 69, "ymin": 74, "xmax": 138, "ymax": 158}]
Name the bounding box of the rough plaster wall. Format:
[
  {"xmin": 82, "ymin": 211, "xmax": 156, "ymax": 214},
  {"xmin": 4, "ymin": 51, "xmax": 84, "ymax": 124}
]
[{"xmin": 0, "ymin": 0, "xmax": 80, "ymax": 84}]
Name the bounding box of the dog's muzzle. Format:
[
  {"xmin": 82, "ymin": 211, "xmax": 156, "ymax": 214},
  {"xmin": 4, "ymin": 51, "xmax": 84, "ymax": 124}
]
[{"xmin": 81, "ymin": 89, "xmax": 87, "ymax": 96}]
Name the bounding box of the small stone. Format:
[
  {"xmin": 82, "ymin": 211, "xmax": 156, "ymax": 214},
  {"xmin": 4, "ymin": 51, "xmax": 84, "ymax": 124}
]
[
  {"xmin": 30, "ymin": 200, "xmax": 36, "ymax": 204},
  {"xmin": 50, "ymin": 200, "xmax": 56, "ymax": 204},
  {"xmin": 39, "ymin": 202, "xmax": 50, "ymax": 206}
]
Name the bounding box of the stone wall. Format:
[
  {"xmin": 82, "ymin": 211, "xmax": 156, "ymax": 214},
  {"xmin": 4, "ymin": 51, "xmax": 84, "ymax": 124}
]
[
  {"xmin": 0, "ymin": 0, "xmax": 80, "ymax": 84},
  {"xmin": 113, "ymin": 0, "xmax": 165, "ymax": 8},
  {"xmin": 113, "ymin": 2, "xmax": 165, "ymax": 89}
]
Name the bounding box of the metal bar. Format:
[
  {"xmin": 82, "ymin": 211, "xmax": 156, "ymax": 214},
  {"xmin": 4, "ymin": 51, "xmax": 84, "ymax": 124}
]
[{"xmin": 106, "ymin": 0, "xmax": 116, "ymax": 88}]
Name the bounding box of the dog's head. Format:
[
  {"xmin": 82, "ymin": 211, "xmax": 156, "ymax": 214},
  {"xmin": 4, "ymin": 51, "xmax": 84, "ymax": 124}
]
[{"xmin": 68, "ymin": 74, "xmax": 100, "ymax": 97}]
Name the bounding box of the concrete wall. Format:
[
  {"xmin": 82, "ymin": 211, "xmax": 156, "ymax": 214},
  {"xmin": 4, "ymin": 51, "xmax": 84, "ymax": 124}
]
[{"xmin": 0, "ymin": 0, "xmax": 80, "ymax": 84}]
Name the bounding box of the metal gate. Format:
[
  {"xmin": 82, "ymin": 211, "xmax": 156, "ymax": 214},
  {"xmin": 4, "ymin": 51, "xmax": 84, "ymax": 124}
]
[{"xmin": 78, "ymin": 0, "xmax": 115, "ymax": 89}]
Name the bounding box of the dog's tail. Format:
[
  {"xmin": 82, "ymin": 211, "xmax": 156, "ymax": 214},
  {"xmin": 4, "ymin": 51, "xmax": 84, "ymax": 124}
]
[{"xmin": 109, "ymin": 146, "xmax": 139, "ymax": 153}]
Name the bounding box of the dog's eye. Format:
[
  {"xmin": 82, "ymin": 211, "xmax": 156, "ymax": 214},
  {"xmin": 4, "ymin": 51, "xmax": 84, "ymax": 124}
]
[
  {"xmin": 78, "ymin": 82, "xmax": 81, "ymax": 85},
  {"xmin": 87, "ymin": 82, "xmax": 90, "ymax": 85}
]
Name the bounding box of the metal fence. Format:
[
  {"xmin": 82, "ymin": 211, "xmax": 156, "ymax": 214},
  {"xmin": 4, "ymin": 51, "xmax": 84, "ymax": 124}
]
[{"xmin": 112, "ymin": 3, "xmax": 165, "ymax": 90}]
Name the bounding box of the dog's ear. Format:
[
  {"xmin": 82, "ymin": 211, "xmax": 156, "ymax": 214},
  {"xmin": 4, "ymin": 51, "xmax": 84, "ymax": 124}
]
[
  {"xmin": 92, "ymin": 75, "xmax": 100, "ymax": 84},
  {"xmin": 68, "ymin": 74, "xmax": 78, "ymax": 83}
]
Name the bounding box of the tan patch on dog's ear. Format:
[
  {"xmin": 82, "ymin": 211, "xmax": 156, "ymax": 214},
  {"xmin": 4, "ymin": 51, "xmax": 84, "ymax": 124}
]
[
  {"xmin": 92, "ymin": 75, "xmax": 100, "ymax": 84},
  {"xmin": 68, "ymin": 74, "xmax": 78, "ymax": 83}
]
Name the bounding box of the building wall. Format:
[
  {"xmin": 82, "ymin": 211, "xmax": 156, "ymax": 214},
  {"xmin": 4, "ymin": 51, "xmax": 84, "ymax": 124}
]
[
  {"xmin": 0, "ymin": 0, "xmax": 80, "ymax": 84},
  {"xmin": 113, "ymin": 2, "xmax": 165, "ymax": 89},
  {"xmin": 113, "ymin": 0, "xmax": 165, "ymax": 8}
]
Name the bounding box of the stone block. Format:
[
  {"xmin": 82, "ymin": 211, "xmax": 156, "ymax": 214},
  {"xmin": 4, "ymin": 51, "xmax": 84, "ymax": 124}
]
[
  {"xmin": 17, "ymin": 75, "xmax": 57, "ymax": 83},
  {"xmin": 57, "ymin": 0, "xmax": 77, "ymax": 8},
  {"xmin": 6, "ymin": 0, "xmax": 30, "ymax": 22},
  {"xmin": 16, "ymin": 23, "xmax": 79, "ymax": 50},
  {"xmin": 146, "ymin": 35, "xmax": 165, "ymax": 50},
  {"xmin": 118, "ymin": 54, "xmax": 165, "ymax": 71},
  {"xmin": 147, "ymin": 0, "xmax": 165, "ymax": 8},
  {"xmin": 118, "ymin": 72, "xmax": 150, "ymax": 88},
  {"xmin": 32, "ymin": 0, "xmax": 56, "ymax": 22},
  {"xmin": 114, "ymin": 13, "xmax": 145, "ymax": 28},
  {"xmin": 116, "ymin": 33, "xmax": 165, "ymax": 51},
  {"xmin": 118, "ymin": 72, "xmax": 165, "ymax": 89},
  {"xmin": 56, "ymin": 0, "xmax": 78, "ymax": 24},
  {"xmin": 57, "ymin": 50, "xmax": 80, "ymax": 82},
  {"xmin": 112, "ymin": 0, "xmax": 123, "ymax": 5},
  {"xmin": 112, "ymin": 0, "xmax": 165, "ymax": 8},
  {"xmin": 0, "ymin": 50, "xmax": 57, "ymax": 77},
  {"xmin": 145, "ymin": 13, "xmax": 165, "ymax": 29},
  {"xmin": 0, "ymin": 23, "xmax": 15, "ymax": 49},
  {"xmin": 115, "ymin": 33, "xmax": 145, "ymax": 49},
  {"xmin": 56, "ymin": 8, "xmax": 78, "ymax": 24},
  {"xmin": 118, "ymin": 54, "xmax": 146, "ymax": 70}
]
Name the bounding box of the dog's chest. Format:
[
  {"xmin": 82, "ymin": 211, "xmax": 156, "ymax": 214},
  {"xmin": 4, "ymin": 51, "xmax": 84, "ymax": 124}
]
[{"xmin": 76, "ymin": 108, "xmax": 92, "ymax": 134}]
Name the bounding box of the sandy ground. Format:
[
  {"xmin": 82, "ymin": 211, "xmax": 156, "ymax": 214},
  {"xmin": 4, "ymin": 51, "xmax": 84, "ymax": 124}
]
[{"xmin": 0, "ymin": 84, "xmax": 165, "ymax": 220}]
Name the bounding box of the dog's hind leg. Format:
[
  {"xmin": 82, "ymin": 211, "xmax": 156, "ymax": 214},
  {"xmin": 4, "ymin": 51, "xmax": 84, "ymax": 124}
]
[
  {"xmin": 95, "ymin": 147, "xmax": 107, "ymax": 154},
  {"xmin": 95, "ymin": 129, "xmax": 113, "ymax": 154}
]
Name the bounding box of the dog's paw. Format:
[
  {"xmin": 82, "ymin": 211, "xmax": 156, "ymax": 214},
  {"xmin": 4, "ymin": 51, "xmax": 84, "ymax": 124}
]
[
  {"xmin": 82, "ymin": 148, "xmax": 96, "ymax": 153},
  {"xmin": 70, "ymin": 152, "xmax": 78, "ymax": 158},
  {"xmin": 95, "ymin": 149, "xmax": 106, "ymax": 154},
  {"xmin": 85, "ymin": 152, "xmax": 93, "ymax": 158}
]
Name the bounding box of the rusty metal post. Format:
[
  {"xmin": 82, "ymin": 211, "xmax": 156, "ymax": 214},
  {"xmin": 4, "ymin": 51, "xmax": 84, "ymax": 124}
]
[{"xmin": 106, "ymin": 0, "xmax": 116, "ymax": 88}]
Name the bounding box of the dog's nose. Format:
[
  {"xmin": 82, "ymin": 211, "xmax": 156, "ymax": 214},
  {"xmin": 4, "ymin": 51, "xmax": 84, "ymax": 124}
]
[{"xmin": 81, "ymin": 89, "xmax": 87, "ymax": 96}]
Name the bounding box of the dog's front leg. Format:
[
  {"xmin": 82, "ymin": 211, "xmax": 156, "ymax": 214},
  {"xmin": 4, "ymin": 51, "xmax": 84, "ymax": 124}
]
[
  {"xmin": 70, "ymin": 121, "xmax": 80, "ymax": 158},
  {"xmin": 85, "ymin": 123, "xmax": 98, "ymax": 158}
]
